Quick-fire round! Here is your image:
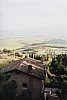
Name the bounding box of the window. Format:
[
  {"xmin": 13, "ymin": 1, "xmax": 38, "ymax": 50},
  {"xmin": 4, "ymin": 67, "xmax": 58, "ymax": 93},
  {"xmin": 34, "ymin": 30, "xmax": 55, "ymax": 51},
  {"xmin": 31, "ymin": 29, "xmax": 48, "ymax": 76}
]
[{"xmin": 23, "ymin": 83, "xmax": 27, "ymax": 88}]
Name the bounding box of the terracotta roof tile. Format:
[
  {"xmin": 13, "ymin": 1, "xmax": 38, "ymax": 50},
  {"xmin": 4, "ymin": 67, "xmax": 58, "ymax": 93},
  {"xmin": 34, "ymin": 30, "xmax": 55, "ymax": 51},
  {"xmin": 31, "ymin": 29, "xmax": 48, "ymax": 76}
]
[{"xmin": 0, "ymin": 58, "xmax": 48, "ymax": 79}]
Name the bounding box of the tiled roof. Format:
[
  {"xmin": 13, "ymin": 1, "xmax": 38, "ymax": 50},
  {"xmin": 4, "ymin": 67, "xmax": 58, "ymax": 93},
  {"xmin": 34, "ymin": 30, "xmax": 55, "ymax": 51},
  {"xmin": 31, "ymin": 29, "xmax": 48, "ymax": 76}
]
[{"xmin": 0, "ymin": 57, "xmax": 48, "ymax": 79}]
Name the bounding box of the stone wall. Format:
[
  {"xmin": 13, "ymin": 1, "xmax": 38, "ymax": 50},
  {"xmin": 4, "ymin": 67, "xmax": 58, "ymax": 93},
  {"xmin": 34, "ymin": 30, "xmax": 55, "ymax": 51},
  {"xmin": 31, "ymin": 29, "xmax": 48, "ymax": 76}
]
[{"xmin": 8, "ymin": 70, "xmax": 42, "ymax": 100}]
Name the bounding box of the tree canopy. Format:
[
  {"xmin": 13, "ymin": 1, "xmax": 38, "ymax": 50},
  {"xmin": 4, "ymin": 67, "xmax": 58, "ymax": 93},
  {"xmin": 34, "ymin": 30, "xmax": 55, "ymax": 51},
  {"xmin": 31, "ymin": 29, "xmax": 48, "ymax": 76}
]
[
  {"xmin": 49, "ymin": 54, "xmax": 67, "ymax": 100},
  {"xmin": 0, "ymin": 73, "xmax": 17, "ymax": 100}
]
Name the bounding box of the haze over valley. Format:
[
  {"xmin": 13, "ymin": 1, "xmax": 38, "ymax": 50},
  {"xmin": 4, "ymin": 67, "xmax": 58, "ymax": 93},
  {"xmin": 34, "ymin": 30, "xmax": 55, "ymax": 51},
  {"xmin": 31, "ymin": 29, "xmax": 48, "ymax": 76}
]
[{"xmin": 0, "ymin": 35, "xmax": 67, "ymax": 55}]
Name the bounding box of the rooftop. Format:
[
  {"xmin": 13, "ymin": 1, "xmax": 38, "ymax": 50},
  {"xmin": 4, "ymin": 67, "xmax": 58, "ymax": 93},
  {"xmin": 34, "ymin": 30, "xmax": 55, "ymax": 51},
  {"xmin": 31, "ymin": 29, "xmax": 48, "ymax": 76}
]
[{"xmin": 0, "ymin": 57, "xmax": 48, "ymax": 79}]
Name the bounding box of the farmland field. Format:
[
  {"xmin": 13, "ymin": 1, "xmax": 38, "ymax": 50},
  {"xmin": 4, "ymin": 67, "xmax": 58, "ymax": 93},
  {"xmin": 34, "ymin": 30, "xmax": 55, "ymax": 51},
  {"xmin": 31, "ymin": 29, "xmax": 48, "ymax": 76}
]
[{"xmin": 0, "ymin": 35, "xmax": 67, "ymax": 54}]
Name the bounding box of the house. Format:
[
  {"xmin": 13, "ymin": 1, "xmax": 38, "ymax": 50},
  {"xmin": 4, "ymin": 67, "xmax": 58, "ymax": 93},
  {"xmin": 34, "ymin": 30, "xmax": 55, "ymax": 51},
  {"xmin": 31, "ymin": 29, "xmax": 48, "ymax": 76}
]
[{"xmin": 0, "ymin": 57, "xmax": 47, "ymax": 100}]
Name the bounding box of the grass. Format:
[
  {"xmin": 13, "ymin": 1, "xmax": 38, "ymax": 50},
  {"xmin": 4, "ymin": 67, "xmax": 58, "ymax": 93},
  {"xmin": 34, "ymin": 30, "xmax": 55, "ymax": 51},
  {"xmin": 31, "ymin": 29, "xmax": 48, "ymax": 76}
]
[{"xmin": 0, "ymin": 53, "xmax": 22, "ymax": 68}]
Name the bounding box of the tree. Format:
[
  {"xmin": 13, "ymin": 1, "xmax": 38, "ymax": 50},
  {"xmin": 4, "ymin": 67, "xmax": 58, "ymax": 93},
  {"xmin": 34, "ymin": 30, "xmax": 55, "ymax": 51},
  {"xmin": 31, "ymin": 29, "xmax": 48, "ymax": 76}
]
[
  {"xmin": 62, "ymin": 54, "xmax": 67, "ymax": 68},
  {"xmin": 46, "ymin": 53, "xmax": 49, "ymax": 61},
  {"xmin": 49, "ymin": 54, "xmax": 67, "ymax": 100},
  {"xmin": 0, "ymin": 73, "xmax": 17, "ymax": 100},
  {"xmin": 0, "ymin": 50, "xmax": 1, "ymax": 54},
  {"xmin": 7, "ymin": 50, "xmax": 12, "ymax": 55},
  {"xmin": 3, "ymin": 48, "xmax": 8, "ymax": 54}
]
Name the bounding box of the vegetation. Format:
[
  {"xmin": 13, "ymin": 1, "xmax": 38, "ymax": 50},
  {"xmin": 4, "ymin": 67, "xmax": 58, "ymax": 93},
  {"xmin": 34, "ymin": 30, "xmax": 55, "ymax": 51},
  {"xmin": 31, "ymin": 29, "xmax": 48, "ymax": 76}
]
[
  {"xmin": 3, "ymin": 49, "xmax": 8, "ymax": 54},
  {"xmin": 0, "ymin": 47, "xmax": 67, "ymax": 99},
  {"xmin": 34, "ymin": 55, "xmax": 41, "ymax": 60},
  {"xmin": 0, "ymin": 49, "xmax": 22, "ymax": 68},
  {"xmin": 15, "ymin": 52, "xmax": 23, "ymax": 57},
  {"xmin": 0, "ymin": 61, "xmax": 10, "ymax": 68},
  {"xmin": 47, "ymin": 54, "xmax": 67, "ymax": 100},
  {"xmin": 34, "ymin": 54, "xmax": 49, "ymax": 61},
  {"xmin": 0, "ymin": 73, "xmax": 32, "ymax": 100},
  {"xmin": 0, "ymin": 73, "xmax": 17, "ymax": 100}
]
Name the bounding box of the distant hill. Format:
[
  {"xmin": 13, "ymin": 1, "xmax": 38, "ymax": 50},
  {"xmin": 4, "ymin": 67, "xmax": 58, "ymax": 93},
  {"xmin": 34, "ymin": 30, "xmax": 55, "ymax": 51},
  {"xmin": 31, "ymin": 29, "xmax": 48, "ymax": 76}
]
[{"xmin": 46, "ymin": 39, "xmax": 67, "ymax": 45}]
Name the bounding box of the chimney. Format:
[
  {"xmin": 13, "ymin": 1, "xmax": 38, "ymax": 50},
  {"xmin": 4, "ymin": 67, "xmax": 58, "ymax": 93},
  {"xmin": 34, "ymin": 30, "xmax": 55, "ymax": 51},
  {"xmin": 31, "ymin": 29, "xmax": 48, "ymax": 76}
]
[{"xmin": 28, "ymin": 65, "xmax": 32, "ymax": 72}]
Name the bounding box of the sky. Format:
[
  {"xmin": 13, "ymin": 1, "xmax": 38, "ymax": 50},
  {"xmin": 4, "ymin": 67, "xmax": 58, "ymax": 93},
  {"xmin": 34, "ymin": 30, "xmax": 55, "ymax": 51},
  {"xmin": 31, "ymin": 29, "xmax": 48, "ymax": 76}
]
[{"xmin": 0, "ymin": 0, "xmax": 67, "ymax": 39}]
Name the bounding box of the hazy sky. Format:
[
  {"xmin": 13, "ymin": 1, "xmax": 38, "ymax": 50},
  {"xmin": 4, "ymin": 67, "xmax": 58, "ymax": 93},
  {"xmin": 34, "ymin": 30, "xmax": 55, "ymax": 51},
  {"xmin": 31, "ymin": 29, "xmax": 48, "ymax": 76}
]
[{"xmin": 0, "ymin": 0, "xmax": 67, "ymax": 38}]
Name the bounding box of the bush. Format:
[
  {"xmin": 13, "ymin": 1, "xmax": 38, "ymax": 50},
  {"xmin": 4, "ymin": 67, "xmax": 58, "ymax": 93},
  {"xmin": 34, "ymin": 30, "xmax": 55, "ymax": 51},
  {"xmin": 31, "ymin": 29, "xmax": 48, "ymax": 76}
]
[{"xmin": 0, "ymin": 80, "xmax": 17, "ymax": 100}]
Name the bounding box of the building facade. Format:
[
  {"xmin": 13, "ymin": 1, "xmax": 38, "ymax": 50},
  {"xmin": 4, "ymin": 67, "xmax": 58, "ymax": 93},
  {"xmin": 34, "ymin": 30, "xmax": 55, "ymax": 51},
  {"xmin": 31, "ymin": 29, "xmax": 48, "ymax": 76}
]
[{"xmin": 0, "ymin": 57, "xmax": 46, "ymax": 100}]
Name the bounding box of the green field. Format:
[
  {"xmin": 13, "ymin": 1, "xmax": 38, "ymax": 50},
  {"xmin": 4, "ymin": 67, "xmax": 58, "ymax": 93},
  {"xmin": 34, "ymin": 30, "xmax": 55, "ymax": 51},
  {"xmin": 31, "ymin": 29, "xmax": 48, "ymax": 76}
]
[{"xmin": 0, "ymin": 36, "xmax": 67, "ymax": 54}]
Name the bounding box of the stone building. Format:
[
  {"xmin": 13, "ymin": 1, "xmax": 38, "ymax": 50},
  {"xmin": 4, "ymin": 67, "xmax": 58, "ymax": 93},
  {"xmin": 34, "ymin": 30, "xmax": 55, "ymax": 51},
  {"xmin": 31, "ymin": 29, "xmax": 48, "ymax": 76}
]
[{"xmin": 0, "ymin": 57, "xmax": 47, "ymax": 100}]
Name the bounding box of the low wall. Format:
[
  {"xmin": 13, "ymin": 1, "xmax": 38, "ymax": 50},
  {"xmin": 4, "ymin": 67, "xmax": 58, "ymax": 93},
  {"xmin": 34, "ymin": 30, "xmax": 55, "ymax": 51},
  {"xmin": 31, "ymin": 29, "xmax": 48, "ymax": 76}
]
[{"xmin": 48, "ymin": 95, "xmax": 60, "ymax": 100}]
